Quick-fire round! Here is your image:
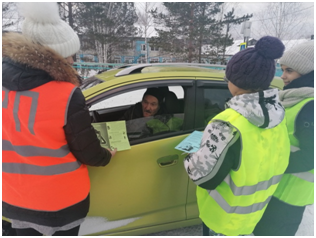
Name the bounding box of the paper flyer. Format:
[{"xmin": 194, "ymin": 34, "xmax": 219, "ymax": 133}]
[
  {"xmin": 175, "ymin": 130, "xmax": 203, "ymax": 153},
  {"xmin": 92, "ymin": 121, "xmax": 131, "ymax": 151}
]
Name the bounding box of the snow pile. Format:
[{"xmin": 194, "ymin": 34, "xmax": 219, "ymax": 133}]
[{"xmin": 296, "ymin": 204, "xmax": 314, "ymax": 236}]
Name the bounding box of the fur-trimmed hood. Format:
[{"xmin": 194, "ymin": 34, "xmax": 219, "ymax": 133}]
[{"xmin": 2, "ymin": 32, "xmax": 80, "ymax": 91}]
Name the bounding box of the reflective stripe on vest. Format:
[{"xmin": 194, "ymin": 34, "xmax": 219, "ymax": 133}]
[
  {"xmin": 223, "ymin": 173, "xmax": 283, "ymax": 196},
  {"xmin": 3, "ymin": 139, "xmax": 70, "ymax": 157},
  {"xmin": 2, "ymin": 82, "xmax": 90, "ymax": 212},
  {"xmin": 196, "ymin": 107, "xmax": 290, "ymax": 236},
  {"xmin": 207, "ymin": 173, "xmax": 283, "ymax": 214},
  {"xmin": 273, "ymin": 98, "xmax": 314, "ymax": 206},
  {"xmin": 292, "ymin": 171, "xmax": 314, "ymax": 183},
  {"xmin": 3, "ymin": 161, "xmax": 81, "ymax": 175},
  {"xmin": 209, "ymin": 189, "xmax": 272, "ymax": 214}
]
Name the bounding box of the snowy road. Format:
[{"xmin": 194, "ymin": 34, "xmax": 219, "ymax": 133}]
[{"xmin": 146, "ymin": 205, "xmax": 314, "ymax": 236}]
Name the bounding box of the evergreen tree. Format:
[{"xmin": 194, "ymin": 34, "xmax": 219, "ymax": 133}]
[
  {"xmin": 214, "ymin": 8, "xmax": 252, "ymax": 63},
  {"xmin": 75, "ymin": 2, "xmax": 138, "ymax": 63},
  {"xmin": 151, "ymin": 3, "xmax": 252, "ymax": 63},
  {"xmin": 151, "ymin": 2, "xmax": 222, "ymax": 62},
  {"xmin": 150, "ymin": 2, "xmax": 223, "ymax": 63}
]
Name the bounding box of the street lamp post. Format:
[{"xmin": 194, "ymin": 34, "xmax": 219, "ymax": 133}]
[{"xmin": 240, "ymin": 21, "xmax": 252, "ymax": 48}]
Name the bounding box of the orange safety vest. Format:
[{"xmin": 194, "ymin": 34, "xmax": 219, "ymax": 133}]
[{"xmin": 2, "ymin": 81, "xmax": 90, "ymax": 212}]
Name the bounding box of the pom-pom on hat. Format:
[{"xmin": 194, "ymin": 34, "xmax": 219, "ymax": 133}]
[
  {"xmin": 225, "ymin": 36, "xmax": 285, "ymax": 90},
  {"xmin": 143, "ymin": 88, "xmax": 164, "ymax": 104},
  {"xmin": 279, "ymin": 40, "xmax": 314, "ymax": 75},
  {"xmin": 19, "ymin": 2, "xmax": 80, "ymax": 58}
]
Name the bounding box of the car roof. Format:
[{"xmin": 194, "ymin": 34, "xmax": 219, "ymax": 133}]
[
  {"xmin": 81, "ymin": 63, "xmax": 284, "ymax": 97},
  {"xmin": 97, "ymin": 63, "xmax": 224, "ymax": 79},
  {"xmin": 81, "ymin": 63, "xmax": 226, "ymax": 92}
]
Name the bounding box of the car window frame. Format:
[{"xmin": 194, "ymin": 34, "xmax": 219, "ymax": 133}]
[
  {"xmin": 85, "ymin": 79, "xmax": 197, "ymax": 146},
  {"xmin": 195, "ymin": 80, "xmax": 230, "ymax": 130}
]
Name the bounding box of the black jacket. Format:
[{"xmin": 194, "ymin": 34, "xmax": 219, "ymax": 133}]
[{"xmin": 2, "ymin": 32, "xmax": 111, "ymax": 227}]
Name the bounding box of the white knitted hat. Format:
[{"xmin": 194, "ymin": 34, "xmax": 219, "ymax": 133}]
[
  {"xmin": 279, "ymin": 41, "xmax": 314, "ymax": 75},
  {"xmin": 19, "ymin": 2, "xmax": 80, "ymax": 58}
]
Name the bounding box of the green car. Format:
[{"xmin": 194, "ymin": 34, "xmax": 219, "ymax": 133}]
[
  {"xmin": 77, "ymin": 63, "xmax": 284, "ymax": 236},
  {"xmin": 2, "ymin": 63, "xmax": 284, "ymax": 236}
]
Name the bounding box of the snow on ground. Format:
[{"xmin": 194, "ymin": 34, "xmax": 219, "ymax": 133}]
[
  {"xmin": 148, "ymin": 205, "xmax": 314, "ymax": 236},
  {"xmin": 296, "ymin": 204, "xmax": 314, "ymax": 236}
]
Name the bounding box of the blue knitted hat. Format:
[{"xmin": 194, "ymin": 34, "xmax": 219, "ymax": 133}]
[{"xmin": 226, "ymin": 36, "xmax": 285, "ymax": 90}]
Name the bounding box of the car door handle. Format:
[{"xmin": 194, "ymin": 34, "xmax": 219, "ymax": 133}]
[{"xmin": 157, "ymin": 154, "xmax": 179, "ymax": 167}]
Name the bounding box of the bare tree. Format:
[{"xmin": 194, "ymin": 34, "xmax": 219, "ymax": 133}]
[
  {"xmin": 252, "ymin": 2, "xmax": 314, "ymax": 40},
  {"xmin": 136, "ymin": 2, "xmax": 159, "ymax": 63},
  {"xmin": 2, "ymin": 2, "xmax": 22, "ymax": 31},
  {"xmin": 58, "ymin": 3, "xmax": 80, "ymax": 62}
]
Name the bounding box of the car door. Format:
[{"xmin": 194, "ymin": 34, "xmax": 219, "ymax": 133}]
[
  {"xmin": 79, "ymin": 78, "xmax": 196, "ymax": 236},
  {"xmin": 185, "ymin": 78, "xmax": 231, "ymax": 220}
]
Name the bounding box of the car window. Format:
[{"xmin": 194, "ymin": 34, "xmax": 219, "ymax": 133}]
[
  {"xmin": 88, "ymin": 85, "xmax": 188, "ymax": 144},
  {"xmin": 90, "ymin": 89, "xmax": 146, "ymax": 111},
  {"xmin": 202, "ymin": 88, "xmax": 232, "ymax": 125},
  {"xmin": 125, "ymin": 113, "xmax": 185, "ymax": 140},
  {"xmin": 90, "ymin": 86, "xmax": 184, "ymax": 111},
  {"xmin": 169, "ymin": 86, "xmax": 184, "ymax": 99}
]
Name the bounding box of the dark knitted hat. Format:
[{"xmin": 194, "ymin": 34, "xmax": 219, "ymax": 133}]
[
  {"xmin": 143, "ymin": 87, "xmax": 164, "ymax": 104},
  {"xmin": 226, "ymin": 36, "xmax": 285, "ymax": 90}
]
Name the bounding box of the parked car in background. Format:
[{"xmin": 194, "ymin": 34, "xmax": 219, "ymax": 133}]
[{"xmin": 2, "ymin": 63, "xmax": 284, "ymax": 236}]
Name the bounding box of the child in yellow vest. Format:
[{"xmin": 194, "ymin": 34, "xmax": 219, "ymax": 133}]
[
  {"xmin": 184, "ymin": 36, "xmax": 290, "ymax": 236},
  {"xmin": 253, "ymin": 40, "xmax": 314, "ymax": 236}
]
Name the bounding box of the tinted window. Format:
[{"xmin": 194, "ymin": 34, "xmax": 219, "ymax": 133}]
[{"xmin": 203, "ymin": 88, "xmax": 232, "ymax": 125}]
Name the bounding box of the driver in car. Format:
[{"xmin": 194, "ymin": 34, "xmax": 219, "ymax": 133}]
[
  {"xmin": 121, "ymin": 87, "xmax": 166, "ymax": 120},
  {"xmin": 122, "ymin": 87, "xmax": 183, "ymax": 137}
]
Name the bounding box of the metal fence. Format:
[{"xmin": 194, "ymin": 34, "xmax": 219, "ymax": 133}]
[{"xmin": 73, "ymin": 62, "xmax": 126, "ymax": 71}]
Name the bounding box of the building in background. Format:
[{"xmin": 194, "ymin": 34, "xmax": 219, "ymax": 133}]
[
  {"xmin": 77, "ymin": 35, "xmax": 313, "ymax": 67},
  {"xmin": 77, "ymin": 37, "xmax": 174, "ymax": 64}
]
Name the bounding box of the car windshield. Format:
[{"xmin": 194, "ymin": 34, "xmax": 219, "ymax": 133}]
[
  {"xmin": 80, "ymin": 64, "xmax": 133, "ymax": 91},
  {"xmin": 80, "ymin": 76, "xmax": 104, "ymax": 91}
]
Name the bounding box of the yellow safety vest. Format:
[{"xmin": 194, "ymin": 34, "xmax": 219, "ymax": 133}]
[
  {"xmin": 197, "ymin": 108, "xmax": 290, "ymax": 236},
  {"xmin": 273, "ymin": 98, "xmax": 314, "ymax": 206}
]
